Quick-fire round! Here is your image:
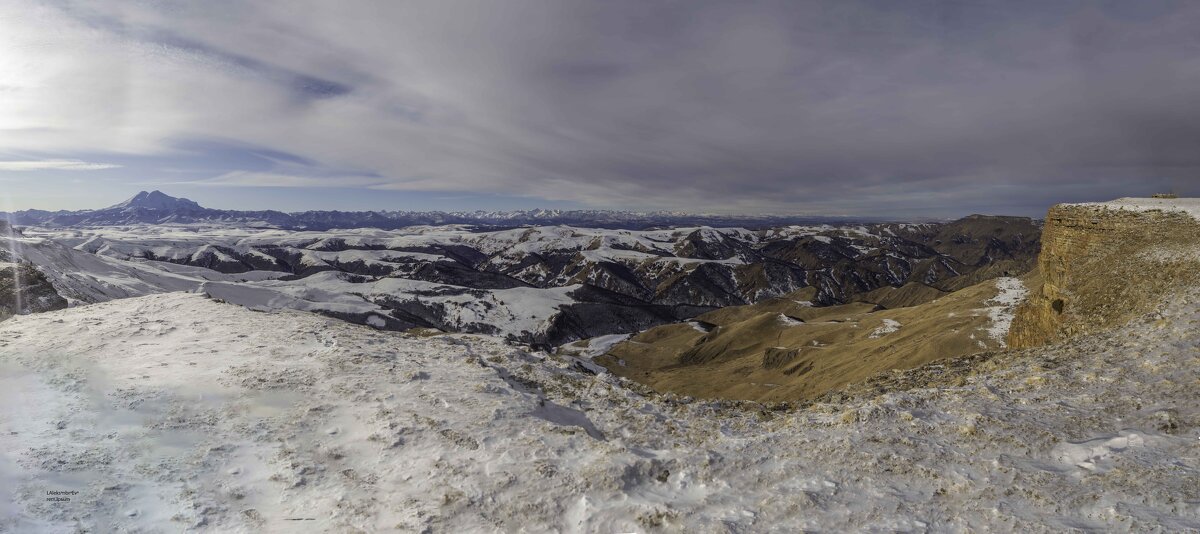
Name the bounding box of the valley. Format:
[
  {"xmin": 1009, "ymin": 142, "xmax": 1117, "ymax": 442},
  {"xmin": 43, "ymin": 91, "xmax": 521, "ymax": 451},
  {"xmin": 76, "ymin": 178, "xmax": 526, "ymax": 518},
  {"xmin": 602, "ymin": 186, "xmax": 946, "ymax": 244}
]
[
  {"xmin": 4, "ymin": 193, "xmax": 1039, "ymax": 351},
  {"xmin": 581, "ymin": 274, "xmax": 1028, "ymax": 402},
  {"xmin": 2, "ymin": 194, "xmax": 1198, "ymax": 531}
]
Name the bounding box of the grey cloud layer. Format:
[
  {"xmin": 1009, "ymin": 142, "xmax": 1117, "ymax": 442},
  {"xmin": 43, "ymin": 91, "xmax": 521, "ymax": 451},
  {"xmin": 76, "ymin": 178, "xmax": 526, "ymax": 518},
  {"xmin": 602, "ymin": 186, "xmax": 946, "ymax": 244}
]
[{"xmin": 5, "ymin": 0, "xmax": 1199, "ymax": 215}]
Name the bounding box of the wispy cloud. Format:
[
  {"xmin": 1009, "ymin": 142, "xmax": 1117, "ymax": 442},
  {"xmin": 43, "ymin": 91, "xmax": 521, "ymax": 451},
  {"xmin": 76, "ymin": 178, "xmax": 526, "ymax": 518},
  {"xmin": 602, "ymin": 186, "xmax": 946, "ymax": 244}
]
[
  {"xmin": 197, "ymin": 171, "xmax": 381, "ymax": 188},
  {"xmin": 0, "ymin": 160, "xmax": 121, "ymax": 171}
]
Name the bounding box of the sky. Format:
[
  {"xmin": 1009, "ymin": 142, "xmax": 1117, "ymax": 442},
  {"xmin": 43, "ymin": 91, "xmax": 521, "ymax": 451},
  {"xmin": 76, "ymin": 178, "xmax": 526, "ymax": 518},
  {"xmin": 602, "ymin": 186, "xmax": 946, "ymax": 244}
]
[{"xmin": 1, "ymin": 0, "xmax": 1198, "ymax": 217}]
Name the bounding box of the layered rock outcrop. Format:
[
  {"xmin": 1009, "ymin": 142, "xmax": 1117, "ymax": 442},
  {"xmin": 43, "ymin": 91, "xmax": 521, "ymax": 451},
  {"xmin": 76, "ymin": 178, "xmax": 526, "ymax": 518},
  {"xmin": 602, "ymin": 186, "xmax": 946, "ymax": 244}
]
[{"xmin": 1009, "ymin": 199, "xmax": 1200, "ymax": 348}]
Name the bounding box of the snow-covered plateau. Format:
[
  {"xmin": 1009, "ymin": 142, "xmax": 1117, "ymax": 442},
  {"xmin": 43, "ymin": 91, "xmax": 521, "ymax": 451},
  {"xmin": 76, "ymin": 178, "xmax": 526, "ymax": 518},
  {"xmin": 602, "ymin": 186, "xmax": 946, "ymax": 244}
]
[
  {"xmin": 1071, "ymin": 197, "xmax": 1200, "ymax": 221},
  {"xmin": 2, "ymin": 289, "xmax": 1197, "ymax": 532}
]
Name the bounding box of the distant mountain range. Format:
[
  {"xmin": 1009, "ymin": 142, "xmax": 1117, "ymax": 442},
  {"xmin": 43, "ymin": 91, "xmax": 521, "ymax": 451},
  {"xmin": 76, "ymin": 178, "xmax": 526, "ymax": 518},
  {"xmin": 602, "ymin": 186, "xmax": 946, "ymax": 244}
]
[
  {"xmin": 2, "ymin": 190, "xmax": 1042, "ymax": 348},
  {"xmin": 14, "ymin": 212, "xmax": 1041, "ymax": 347},
  {"xmin": 3, "ymin": 190, "xmax": 881, "ymax": 230}
]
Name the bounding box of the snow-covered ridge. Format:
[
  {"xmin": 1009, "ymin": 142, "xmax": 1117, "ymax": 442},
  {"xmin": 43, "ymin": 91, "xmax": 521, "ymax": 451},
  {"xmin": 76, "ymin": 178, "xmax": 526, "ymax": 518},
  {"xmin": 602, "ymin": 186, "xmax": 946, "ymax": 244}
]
[
  {"xmin": 1068, "ymin": 197, "xmax": 1200, "ymax": 221},
  {"xmin": 2, "ymin": 290, "xmax": 1197, "ymax": 531},
  {"xmin": 6, "ymin": 215, "xmax": 1041, "ymax": 347}
]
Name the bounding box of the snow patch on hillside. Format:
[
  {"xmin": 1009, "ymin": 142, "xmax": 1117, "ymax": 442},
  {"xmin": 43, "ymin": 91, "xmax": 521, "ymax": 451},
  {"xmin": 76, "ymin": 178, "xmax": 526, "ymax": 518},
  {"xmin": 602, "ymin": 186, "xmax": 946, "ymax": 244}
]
[
  {"xmin": 576, "ymin": 333, "xmax": 631, "ymax": 359},
  {"xmin": 869, "ymin": 318, "xmax": 902, "ymax": 338},
  {"xmin": 982, "ymin": 277, "xmax": 1028, "ymax": 346},
  {"xmin": 777, "ymin": 313, "xmax": 805, "ymax": 327}
]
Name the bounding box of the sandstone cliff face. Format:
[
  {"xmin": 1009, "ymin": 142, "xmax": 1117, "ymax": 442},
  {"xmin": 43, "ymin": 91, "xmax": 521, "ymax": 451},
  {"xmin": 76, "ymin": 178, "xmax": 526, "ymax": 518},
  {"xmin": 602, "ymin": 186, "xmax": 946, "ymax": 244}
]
[{"xmin": 1009, "ymin": 201, "xmax": 1200, "ymax": 348}]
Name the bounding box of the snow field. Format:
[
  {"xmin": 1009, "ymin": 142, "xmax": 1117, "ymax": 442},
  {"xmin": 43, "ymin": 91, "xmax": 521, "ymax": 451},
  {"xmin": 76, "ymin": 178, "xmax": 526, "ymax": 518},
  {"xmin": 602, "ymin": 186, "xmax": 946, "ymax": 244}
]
[{"xmin": 1, "ymin": 289, "xmax": 1197, "ymax": 531}]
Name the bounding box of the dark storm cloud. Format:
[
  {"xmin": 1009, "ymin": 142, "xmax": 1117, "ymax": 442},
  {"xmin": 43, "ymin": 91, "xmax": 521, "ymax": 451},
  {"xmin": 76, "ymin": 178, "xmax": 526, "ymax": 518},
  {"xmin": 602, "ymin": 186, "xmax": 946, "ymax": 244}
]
[
  {"xmin": 432, "ymin": 0, "xmax": 1200, "ymax": 214},
  {"xmin": 8, "ymin": 0, "xmax": 1200, "ymax": 215}
]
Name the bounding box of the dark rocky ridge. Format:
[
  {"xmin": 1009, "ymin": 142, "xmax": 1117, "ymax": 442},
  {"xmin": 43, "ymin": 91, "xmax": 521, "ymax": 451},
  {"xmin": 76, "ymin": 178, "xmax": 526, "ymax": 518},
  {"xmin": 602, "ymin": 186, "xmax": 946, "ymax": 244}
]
[{"xmin": 0, "ymin": 263, "xmax": 70, "ymax": 318}]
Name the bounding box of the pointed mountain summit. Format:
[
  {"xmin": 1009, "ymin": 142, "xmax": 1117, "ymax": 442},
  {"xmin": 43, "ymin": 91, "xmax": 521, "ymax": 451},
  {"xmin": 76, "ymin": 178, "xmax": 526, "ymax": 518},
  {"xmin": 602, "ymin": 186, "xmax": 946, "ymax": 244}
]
[
  {"xmin": 109, "ymin": 190, "xmax": 203, "ymax": 211},
  {"xmin": 14, "ymin": 190, "xmax": 225, "ymax": 226}
]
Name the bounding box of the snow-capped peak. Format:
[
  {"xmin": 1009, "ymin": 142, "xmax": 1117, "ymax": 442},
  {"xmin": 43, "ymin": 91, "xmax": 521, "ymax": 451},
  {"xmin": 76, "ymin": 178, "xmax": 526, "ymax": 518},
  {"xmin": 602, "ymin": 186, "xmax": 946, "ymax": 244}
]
[{"xmin": 109, "ymin": 190, "xmax": 203, "ymax": 211}]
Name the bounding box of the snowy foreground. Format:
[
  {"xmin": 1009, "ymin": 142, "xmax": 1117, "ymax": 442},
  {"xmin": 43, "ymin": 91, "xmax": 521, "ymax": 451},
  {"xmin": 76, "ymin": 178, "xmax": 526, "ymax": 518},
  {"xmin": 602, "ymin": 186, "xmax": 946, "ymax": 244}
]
[{"xmin": 2, "ymin": 292, "xmax": 1198, "ymax": 532}]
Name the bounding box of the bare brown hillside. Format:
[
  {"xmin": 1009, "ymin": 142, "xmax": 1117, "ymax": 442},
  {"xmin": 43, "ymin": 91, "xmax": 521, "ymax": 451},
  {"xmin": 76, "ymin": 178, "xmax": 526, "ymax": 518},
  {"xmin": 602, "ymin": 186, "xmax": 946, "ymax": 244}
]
[{"xmin": 580, "ymin": 275, "xmax": 1028, "ymax": 402}]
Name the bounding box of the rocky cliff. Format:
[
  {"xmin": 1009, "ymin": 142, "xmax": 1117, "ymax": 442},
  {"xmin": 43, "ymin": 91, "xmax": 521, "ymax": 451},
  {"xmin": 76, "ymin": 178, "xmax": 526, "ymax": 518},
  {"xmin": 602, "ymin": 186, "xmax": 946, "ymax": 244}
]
[
  {"xmin": 0, "ymin": 263, "xmax": 70, "ymax": 318},
  {"xmin": 0, "ymin": 222, "xmax": 70, "ymax": 319},
  {"xmin": 1009, "ymin": 198, "xmax": 1200, "ymax": 348}
]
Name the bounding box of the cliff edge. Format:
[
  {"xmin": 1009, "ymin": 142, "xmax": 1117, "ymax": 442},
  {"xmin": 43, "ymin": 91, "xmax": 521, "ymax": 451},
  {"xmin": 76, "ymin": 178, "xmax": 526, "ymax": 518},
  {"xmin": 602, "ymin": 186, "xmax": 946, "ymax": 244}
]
[{"xmin": 1009, "ymin": 197, "xmax": 1200, "ymax": 348}]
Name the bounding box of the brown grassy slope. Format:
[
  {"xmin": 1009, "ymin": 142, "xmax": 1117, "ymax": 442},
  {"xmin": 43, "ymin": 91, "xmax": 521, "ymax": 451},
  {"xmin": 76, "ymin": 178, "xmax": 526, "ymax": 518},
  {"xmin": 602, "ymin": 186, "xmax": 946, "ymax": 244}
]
[
  {"xmin": 589, "ymin": 275, "xmax": 1025, "ymax": 402},
  {"xmin": 858, "ymin": 282, "xmax": 948, "ymax": 309}
]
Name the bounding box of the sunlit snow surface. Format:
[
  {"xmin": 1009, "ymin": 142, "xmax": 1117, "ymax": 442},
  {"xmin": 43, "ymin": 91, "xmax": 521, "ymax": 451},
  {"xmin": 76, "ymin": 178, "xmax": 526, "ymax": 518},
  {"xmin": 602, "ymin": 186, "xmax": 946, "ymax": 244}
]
[{"xmin": 2, "ymin": 291, "xmax": 1198, "ymax": 532}]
